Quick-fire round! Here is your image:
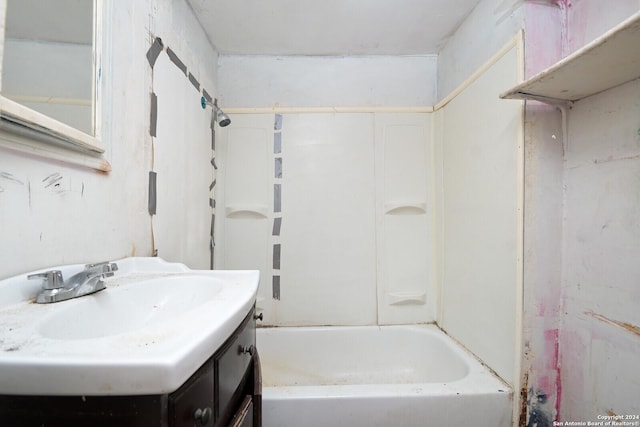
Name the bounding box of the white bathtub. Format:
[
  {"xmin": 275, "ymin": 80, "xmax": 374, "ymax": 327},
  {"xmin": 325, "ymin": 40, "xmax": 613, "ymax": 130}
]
[{"xmin": 257, "ymin": 324, "xmax": 512, "ymax": 427}]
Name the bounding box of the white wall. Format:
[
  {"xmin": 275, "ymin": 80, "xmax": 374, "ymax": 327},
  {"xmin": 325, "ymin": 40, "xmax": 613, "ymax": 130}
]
[
  {"xmin": 152, "ymin": 52, "xmax": 215, "ymax": 269},
  {"xmin": 566, "ymin": 0, "xmax": 640, "ymax": 55},
  {"xmin": 219, "ymin": 55, "xmax": 437, "ymax": 108},
  {"xmin": 520, "ymin": 2, "xmax": 566, "ymax": 424},
  {"xmin": 560, "ymin": 78, "xmax": 640, "ymax": 420},
  {"xmin": 557, "ymin": 6, "xmax": 640, "ymax": 419},
  {"xmin": 437, "ymin": 0, "xmax": 524, "ymax": 99},
  {"xmin": 518, "ymin": 2, "xmax": 640, "ymax": 423},
  {"xmin": 0, "ymin": 0, "xmax": 218, "ymax": 278}
]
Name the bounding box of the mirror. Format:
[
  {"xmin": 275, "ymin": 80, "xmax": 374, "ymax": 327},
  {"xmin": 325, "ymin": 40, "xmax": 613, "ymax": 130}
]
[{"xmin": 1, "ymin": 0, "xmax": 95, "ymax": 136}]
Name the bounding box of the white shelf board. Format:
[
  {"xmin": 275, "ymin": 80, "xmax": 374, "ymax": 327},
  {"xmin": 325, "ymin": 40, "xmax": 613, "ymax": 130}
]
[{"xmin": 501, "ymin": 11, "xmax": 640, "ymax": 104}]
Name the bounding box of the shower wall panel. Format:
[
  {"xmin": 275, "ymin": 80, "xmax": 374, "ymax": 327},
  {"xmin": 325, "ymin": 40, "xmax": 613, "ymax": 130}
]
[
  {"xmin": 277, "ymin": 114, "xmax": 377, "ymax": 325},
  {"xmin": 216, "ymin": 113, "xmax": 435, "ymax": 326},
  {"xmin": 215, "ymin": 114, "xmax": 275, "ymax": 316},
  {"xmin": 439, "ymin": 45, "xmax": 522, "ymax": 386},
  {"xmin": 375, "ymin": 114, "xmax": 435, "ymax": 324}
]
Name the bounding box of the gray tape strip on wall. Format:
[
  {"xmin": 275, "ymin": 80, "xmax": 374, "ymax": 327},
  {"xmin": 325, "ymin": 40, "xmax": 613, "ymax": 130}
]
[
  {"xmin": 166, "ymin": 47, "xmax": 187, "ymax": 76},
  {"xmin": 272, "ymin": 276, "xmax": 281, "ymax": 300},
  {"xmin": 148, "ymin": 171, "xmax": 157, "ymax": 215},
  {"xmin": 188, "ymin": 72, "xmax": 200, "ymax": 92},
  {"xmin": 272, "ymin": 217, "xmax": 282, "ymax": 236},
  {"xmin": 274, "ymin": 114, "xmax": 283, "ymax": 131},
  {"xmin": 146, "ymin": 37, "xmax": 164, "ymax": 68},
  {"xmin": 273, "ymin": 244, "xmax": 281, "ymax": 269},
  {"xmin": 274, "ymin": 184, "xmax": 281, "ymax": 212},
  {"xmin": 275, "ymin": 157, "xmax": 283, "ymax": 178},
  {"xmin": 150, "ymin": 92, "xmax": 158, "ymax": 137},
  {"xmin": 202, "ymin": 89, "xmax": 213, "ymax": 103},
  {"xmin": 274, "ymin": 133, "xmax": 282, "ymax": 154}
]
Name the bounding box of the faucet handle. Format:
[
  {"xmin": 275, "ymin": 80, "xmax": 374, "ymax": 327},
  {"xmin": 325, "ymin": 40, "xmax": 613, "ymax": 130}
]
[
  {"xmin": 28, "ymin": 270, "xmax": 64, "ymax": 290},
  {"xmin": 85, "ymin": 261, "xmax": 119, "ymax": 277}
]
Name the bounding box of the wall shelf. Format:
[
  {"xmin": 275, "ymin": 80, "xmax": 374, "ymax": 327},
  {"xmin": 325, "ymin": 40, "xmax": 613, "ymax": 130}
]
[
  {"xmin": 225, "ymin": 205, "xmax": 269, "ymax": 219},
  {"xmin": 500, "ymin": 11, "xmax": 640, "ymax": 105},
  {"xmin": 383, "ymin": 201, "xmax": 427, "ymax": 215}
]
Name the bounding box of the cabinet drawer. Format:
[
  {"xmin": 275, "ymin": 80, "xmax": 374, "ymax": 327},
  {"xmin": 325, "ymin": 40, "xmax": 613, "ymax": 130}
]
[{"xmin": 215, "ymin": 310, "xmax": 255, "ymax": 424}]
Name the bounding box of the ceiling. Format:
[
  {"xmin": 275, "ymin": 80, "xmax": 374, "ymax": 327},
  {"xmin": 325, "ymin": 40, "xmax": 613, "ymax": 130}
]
[{"xmin": 187, "ymin": 0, "xmax": 482, "ymax": 56}]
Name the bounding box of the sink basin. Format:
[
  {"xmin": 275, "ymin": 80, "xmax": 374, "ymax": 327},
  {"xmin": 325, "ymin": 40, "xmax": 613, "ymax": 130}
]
[
  {"xmin": 0, "ymin": 258, "xmax": 259, "ymax": 396},
  {"xmin": 39, "ymin": 276, "xmax": 225, "ymax": 340}
]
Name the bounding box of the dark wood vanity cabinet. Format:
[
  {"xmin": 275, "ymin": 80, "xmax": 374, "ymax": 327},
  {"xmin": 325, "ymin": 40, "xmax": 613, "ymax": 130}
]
[
  {"xmin": 170, "ymin": 307, "xmax": 261, "ymax": 427},
  {"xmin": 0, "ymin": 307, "xmax": 261, "ymax": 427}
]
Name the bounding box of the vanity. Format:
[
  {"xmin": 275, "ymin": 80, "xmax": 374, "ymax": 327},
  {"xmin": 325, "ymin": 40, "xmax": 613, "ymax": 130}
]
[{"xmin": 0, "ymin": 258, "xmax": 261, "ymax": 427}]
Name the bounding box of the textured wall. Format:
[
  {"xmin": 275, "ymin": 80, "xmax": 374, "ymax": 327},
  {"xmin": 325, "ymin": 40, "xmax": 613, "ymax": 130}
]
[{"xmin": 0, "ymin": 0, "xmax": 218, "ymax": 278}]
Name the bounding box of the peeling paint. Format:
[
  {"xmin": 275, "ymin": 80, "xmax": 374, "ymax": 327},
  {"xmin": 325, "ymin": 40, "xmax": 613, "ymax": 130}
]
[{"xmin": 586, "ymin": 311, "xmax": 640, "ymax": 338}]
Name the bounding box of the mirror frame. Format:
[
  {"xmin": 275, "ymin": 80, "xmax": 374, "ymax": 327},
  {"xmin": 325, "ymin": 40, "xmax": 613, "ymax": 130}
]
[{"xmin": 0, "ymin": 0, "xmax": 109, "ymax": 171}]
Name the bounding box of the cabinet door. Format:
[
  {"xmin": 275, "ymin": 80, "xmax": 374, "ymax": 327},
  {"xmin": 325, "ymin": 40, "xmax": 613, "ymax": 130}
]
[
  {"xmin": 215, "ymin": 311, "xmax": 256, "ymax": 425},
  {"xmin": 169, "ymin": 360, "xmax": 215, "ymax": 427}
]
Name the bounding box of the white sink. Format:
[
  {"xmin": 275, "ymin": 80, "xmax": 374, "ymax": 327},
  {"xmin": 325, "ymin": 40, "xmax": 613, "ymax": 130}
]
[
  {"xmin": 0, "ymin": 257, "xmax": 259, "ymax": 396},
  {"xmin": 39, "ymin": 276, "xmax": 226, "ymax": 340}
]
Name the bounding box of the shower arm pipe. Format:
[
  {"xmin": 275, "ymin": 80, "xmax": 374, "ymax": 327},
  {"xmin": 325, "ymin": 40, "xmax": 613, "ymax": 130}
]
[
  {"xmin": 201, "ymin": 97, "xmax": 231, "ymax": 127},
  {"xmin": 223, "ymin": 106, "xmax": 435, "ymax": 114}
]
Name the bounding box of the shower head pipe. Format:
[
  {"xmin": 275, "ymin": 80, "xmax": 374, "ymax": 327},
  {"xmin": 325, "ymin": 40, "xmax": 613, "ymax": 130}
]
[{"xmin": 200, "ymin": 97, "xmax": 231, "ymax": 127}]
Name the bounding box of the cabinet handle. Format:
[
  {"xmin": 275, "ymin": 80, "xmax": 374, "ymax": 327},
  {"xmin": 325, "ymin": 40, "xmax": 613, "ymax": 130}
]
[
  {"xmin": 253, "ymin": 313, "xmax": 264, "ymax": 321},
  {"xmin": 241, "ymin": 345, "xmax": 255, "ymax": 356},
  {"xmin": 193, "ymin": 407, "xmax": 212, "ymax": 425}
]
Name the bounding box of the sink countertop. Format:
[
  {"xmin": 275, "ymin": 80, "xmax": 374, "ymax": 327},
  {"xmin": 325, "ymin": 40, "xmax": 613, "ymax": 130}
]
[{"xmin": 0, "ymin": 257, "xmax": 259, "ymax": 396}]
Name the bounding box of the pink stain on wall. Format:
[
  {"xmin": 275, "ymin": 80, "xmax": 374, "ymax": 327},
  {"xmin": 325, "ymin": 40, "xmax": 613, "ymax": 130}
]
[{"xmin": 523, "ymin": 1, "xmax": 565, "ymax": 77}]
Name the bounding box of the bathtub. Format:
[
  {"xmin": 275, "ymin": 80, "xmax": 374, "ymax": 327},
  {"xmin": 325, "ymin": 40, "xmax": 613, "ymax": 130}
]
[{"xmin": 257, "ymin": 324, "xmax": 512, "ymax": 427}]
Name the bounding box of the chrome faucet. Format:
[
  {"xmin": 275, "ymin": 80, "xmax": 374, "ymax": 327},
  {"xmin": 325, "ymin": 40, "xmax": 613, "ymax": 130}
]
[{"xmin": 28, "ymin": 261, "xmax": 118, "ymax": 304}]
